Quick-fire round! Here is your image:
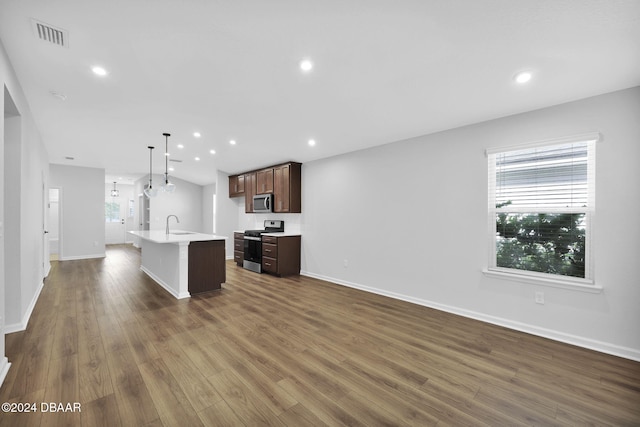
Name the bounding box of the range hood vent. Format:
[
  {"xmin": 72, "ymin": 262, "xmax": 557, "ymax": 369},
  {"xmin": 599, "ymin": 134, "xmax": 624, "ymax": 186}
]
[{"xmin": 31, "ymin": 19, "xmax": 68, "ymax": 48}]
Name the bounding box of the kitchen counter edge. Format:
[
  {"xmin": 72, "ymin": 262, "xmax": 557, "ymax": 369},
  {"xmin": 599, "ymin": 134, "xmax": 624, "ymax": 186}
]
[{"xmin": 129, "ymin": 230, "xmax": 228, "ymax": 244}]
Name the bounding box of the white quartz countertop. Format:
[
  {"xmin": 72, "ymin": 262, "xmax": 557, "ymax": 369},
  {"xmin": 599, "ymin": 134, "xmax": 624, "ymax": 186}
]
[
  {"xmin": 129, "ymin": 230, "xmax": 227, "ymax": 244},
  {"xmin": 233, "ymin": 230, "xmax": 301, "ymax": 237}
]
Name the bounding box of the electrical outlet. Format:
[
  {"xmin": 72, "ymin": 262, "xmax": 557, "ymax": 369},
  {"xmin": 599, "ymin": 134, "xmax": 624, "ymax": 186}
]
[
  {"xmin": 535, "ymin": 291, "xmax": 545, "ymax": 305},
  {"xmin": 343, "ymin": 259, "xmax": 348, "ymax": 268}
]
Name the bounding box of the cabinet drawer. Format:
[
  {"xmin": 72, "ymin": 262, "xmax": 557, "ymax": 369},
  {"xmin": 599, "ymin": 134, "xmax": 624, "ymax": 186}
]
[
  {"xmin": 262, "ymin": 235, "xmax": 277, "ymax": 244},
  {"xmin": 233, "ymin": 251, "xmax": 243, "ymax": 264},
  {"xmin": 233, "ymin": 239, "xmax": 244, "ymax": 251},
  {"xmin": 262, "ymin": 243, "xmax": 277, "ymax": 258},
  {"xmin": 234, "ymin": 232, "xmax": 244, "ymax": 239},
  {"xmin": 262, "ymin": 256, "xmax": 277, "ymax": 274}
]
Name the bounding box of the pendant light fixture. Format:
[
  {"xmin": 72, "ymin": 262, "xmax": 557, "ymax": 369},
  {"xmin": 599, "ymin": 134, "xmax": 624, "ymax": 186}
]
[
  {"xmin": 161, "ymin": 132, "xmax": 176, "ymax": 193},
  {"xmin": 143, "ymin": 146, "xmax": 157, "ymax": 198},
  {"xmin": 110, "ymin": 181, "xmax": 119, "ymax": 197}
]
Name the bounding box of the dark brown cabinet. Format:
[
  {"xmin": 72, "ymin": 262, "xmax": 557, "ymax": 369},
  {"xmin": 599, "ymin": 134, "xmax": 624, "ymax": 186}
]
[
  {"xmin": 233, "ymin": 232, "xmax": 244, "ymax": 265},
  {"xmin": 229, "ymin": 174, "xmax": 245, "ymax": 197},
  {"xmin": 229, "ymin": 162, "xmax": 302, "ymax": 214},
  {"xmin": 256, "ymin": 168, "xmax": 274, "ymax": 194},
  {"xmin": 261, "ymin": 235, "xmax": 301, "ymax": 276},
  {"xmin": 244, "ymin": 172, "xmax": 257, "ymax": 213},
  {"xmin": 273, "ymin": 163, "xmax": 301, "ymax": 213},
  {"xmin": 188, "ymin": 240, "xmax": 226, "ymax": 294}
]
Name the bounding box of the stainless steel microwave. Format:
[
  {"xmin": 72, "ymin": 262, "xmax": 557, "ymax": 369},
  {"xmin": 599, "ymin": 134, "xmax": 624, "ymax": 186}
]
[{"xmin": 253, "ymin": 193, "xmax": 273, "ymax": 213}]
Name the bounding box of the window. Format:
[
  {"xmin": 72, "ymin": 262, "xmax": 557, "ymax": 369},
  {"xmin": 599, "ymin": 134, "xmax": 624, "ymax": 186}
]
[
  {"xmin": 105, "ymin": 201, "xmax": 120, "ymax": 223},
  {"xmin": 486, "ymin": 133, "xmax": 599, "ymax": 287}
]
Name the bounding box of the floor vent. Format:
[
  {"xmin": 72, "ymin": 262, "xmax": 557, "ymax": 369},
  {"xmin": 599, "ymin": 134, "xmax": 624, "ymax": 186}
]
[{"xmin": 31, "ymin": 19, "xmax": 69, "ymax": 48}]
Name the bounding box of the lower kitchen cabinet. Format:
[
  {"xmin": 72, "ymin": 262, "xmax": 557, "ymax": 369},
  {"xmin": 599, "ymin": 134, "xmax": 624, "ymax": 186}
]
[
  {"xmin": 188, "ymin": 240, "xmax": 226, "ymax": 294},
  {"xmin": 261, "ymin": 235, "xmax": 301, "ymax": 276},
  {"xmin": 233, "ymin": 232, "xmax": 244, "ymax": 265}
]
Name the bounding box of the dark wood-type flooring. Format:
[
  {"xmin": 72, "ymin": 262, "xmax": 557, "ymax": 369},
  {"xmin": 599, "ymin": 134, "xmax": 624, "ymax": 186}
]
[{"xmin": 1, "ymin": 244, "xmax": 639, "ymax": 426}]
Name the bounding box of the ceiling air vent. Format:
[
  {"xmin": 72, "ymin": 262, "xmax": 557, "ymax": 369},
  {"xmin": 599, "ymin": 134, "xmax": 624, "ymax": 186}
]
[
  {"xmin": 31, "ymin": 19, "xmax": 69, "ymax": 48},
  {"xmin": 169, "ymin": 159, "xmax": 183, "ymax": 163}
]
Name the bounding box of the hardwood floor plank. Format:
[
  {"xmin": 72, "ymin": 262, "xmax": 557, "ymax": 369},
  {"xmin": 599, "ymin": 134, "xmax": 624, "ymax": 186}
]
[
  {"xmin": 197, "ymin": 399, "xmax": 247, "ymax": 427},
  {"xmin": 137, "ymin": 357, "xmax": 204, "ymax": 427},
  {"xmin": 153, "ymin": 335, "xmax": 224, "ymax": 412},
  {"xmin": 0, "ymin": 388, "xmax": 45, "ymax": 427},
  {"xmin": 80, "ymin": 393, "xmax": 122, "ymax": 427},
  {"xmin": 277, "ymin": 403, "xmax": 330, "ymax": 427},
  {"xmin": 112, "ymin": 379, "xmax": 160, "ymax": 426},
  {"xmin": 205, "ymin": 369, "xmax": 286, "ymax": 427},
  {"xmin": 0, "ymin": 245, "xmax": 638, "ymax": 426},
  {"xmin": 77, "ymin": 333, "xmax": 113, "ymax": 403},
  {"xmin": 214, "ymin": 340, "xmax": 299, "ymax": 416}
]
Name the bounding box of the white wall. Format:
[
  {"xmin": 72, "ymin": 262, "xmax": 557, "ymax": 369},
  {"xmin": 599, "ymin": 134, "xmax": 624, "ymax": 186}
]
[
  {"xmin": 300, "ymin": 87, "xmax": 640, "ymax": 361},
  {"xmin": 3, "ymin": 115, "xmax": 20, "ymax": 331},
  {"xmin": 50, "ymin": 165, "xmax": 105, "ymax": 260},
  {"xmin": 201, "ymin": 183, "xmax": 216, "ymax": 234},
  {"xmin": 136, "ymin": 174, "xmax": 204, "ymax": 233},
  {"xmin": 1, "ymin": 37, "xmax": 50, "ymax": 388}
]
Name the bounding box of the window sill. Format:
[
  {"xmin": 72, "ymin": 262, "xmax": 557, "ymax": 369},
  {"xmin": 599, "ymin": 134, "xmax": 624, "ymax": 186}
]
[{"xmin": 482, "ymin": 268, "xmax": 603, "ymax": 293}]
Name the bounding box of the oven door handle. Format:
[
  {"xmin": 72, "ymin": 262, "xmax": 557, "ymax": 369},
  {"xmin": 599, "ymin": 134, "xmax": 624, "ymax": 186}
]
[{"xmin": 244, "ymin": 236, "xmax": 262, "ymax": 241}]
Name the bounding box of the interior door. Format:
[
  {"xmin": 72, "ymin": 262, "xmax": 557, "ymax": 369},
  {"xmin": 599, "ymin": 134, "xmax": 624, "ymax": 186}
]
[{"xmin": 105, "ymin": 195, "xmax": 126, "ymax": 244}]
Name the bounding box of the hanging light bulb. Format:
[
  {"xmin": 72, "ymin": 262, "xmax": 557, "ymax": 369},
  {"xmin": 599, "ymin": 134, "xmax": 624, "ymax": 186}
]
[
  {"xmin": 110, "ymin": 181, "xmax": 119, "ymax": 197},
  {"xmin": 161, "ymin": 132, "xmax": 176, "ymax": 193},
  {"xmin": 143, "ymin": 146, "xmax": 158, "ymax": 198}
]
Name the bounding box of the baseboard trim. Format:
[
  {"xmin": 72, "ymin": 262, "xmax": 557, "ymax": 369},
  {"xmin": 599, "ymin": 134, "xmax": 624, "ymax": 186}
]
[
  {"xmin": 0, "ymin": 358, "xmax": 11, "ymax": 389},
  {"xmin": 59, "ymin": 253, "xmax": 106, "ymax": 261},
  {"xmin": 139, "ymin": 266, "xmax": 190, "ymax": 299},
  {"xmin": 300, "ymin": 270, "xmax": 640, "ymax": 362},
  {"xmin": 4, "ymin": 280, "xmax": 45, "ymax": 334}
]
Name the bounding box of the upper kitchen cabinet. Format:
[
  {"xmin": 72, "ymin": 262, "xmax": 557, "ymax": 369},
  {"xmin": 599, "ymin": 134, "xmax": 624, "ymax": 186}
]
[
  {"xmin": 244, "ymin": 172, "xmax": 257, "ymax": 213},
  {"xmin": 256, "ymin": 168, "xmax": 274, "ymax": 194},
  {"xmin": 230, "ymin": 162, "xmax": 301, "ymax": 213},
  {"xmin": 229, "ymin": 174, "xmax": 245, "ymax": 197},
  {"xmin": 273, "ymin": 162, "xmax": 301, "ymax": 213}
]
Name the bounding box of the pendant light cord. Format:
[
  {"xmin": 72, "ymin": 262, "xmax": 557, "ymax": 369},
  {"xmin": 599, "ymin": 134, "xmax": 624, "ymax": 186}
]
[
  {"xmin": 163, "ymin": 133, "xmax": 171, "ymax": 183},
  {"xmin": 148, "ymin": 146, "xmax": 154, "ymax": 188}
]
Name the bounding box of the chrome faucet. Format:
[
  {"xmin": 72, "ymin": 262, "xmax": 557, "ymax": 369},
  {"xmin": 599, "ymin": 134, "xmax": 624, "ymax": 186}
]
[{"xmin": 166, "ymin": 215, "xmax": 179, "ymax": 234}]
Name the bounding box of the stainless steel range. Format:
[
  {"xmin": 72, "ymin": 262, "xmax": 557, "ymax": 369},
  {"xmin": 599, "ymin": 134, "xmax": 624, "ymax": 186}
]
[{"xmin": 243, "ymin": 220, "xmax": 284, "ymax": 273}]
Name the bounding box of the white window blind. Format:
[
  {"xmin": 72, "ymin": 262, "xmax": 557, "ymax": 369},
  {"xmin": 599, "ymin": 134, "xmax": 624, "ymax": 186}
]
[
  {"xmin": 487, "ymin": 133, "xmax": 599, "ymax": 284},
  {"xmin": 494, "ymin": 142, "xmax": 592, "ymax": 210}
]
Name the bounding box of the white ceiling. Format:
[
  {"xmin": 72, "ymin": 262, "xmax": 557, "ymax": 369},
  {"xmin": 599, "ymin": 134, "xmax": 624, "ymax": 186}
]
[{"xmin": 1, "ymin": 0, "xmax": 639, "ymax": 186}]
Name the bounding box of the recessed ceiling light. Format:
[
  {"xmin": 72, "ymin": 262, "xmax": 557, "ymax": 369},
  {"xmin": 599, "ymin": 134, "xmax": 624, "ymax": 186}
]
[
  {"xmin": 91, "ymin": 66, "xmax": 108, "ymax": 76},
  {"xmin": 209, "ymin": 149, "xmax": 216, "ymax": 155},
  {"xmin": 300, "ymin": 59, "xmax": 313, "ymax": 72},
  {"xmin": 195, "ymin": 157, "xmax": 200, "ymax": 161},
  {"xmin": 514, "ymin": 71, "xmax": 532, "ymax": 84},
  {"xmin": 229, "ymin": 140, "xmax": 236, "ymax": 145},
  {"xmin": 308, "ymin": 139, "xmax": 316, "ymax": 146},
  {"xmin": 177, "ymin": 144, "xmax": 184, "ymax": 149},
  {"xmin": 169, "ymin": 167, "xmax": 175, "ymax": 172},
  {"xmin": 193, "ymin": 132, "xmax": 201, "ymax": 138}
]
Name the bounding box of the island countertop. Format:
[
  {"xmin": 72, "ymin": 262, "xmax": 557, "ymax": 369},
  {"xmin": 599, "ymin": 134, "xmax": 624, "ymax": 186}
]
[
  {"xmin": 128, "ymin": 230, "xmax": 227, "ymax": 299},
  {"xmin": 129, "ymin": 230, "xmax": 227, "ymax": 244}
]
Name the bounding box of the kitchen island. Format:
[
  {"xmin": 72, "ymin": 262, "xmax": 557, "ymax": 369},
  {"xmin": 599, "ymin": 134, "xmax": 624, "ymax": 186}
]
[{"xmin": 129, "ymin": 230, "xmax": 227, "ymax": 299}]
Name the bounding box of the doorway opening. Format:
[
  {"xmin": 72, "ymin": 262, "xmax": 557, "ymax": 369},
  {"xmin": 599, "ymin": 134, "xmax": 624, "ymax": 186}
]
[{"xmin": 48, "ymin": 188, "xmax": 60, "ymax": 260}]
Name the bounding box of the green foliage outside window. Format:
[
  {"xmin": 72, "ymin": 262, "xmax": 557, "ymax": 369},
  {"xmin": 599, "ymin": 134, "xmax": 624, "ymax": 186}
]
[{"xmin": 495, "ymin": 206, "xmax": 586, "ymax": 278}]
